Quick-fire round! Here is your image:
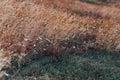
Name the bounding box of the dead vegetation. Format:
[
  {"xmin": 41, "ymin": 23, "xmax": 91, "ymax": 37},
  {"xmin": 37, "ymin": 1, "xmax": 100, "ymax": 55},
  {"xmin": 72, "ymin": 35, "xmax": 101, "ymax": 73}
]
[{"xmin": 0, "ymin": 0, "xmax": 120, "ymax": 78}]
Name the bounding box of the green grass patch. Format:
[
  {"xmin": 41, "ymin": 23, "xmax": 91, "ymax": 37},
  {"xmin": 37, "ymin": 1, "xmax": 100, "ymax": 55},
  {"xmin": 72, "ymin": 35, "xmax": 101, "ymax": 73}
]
[{"xmin": 11, "ymin": 50, "xmax": 120, "ymax": 80}]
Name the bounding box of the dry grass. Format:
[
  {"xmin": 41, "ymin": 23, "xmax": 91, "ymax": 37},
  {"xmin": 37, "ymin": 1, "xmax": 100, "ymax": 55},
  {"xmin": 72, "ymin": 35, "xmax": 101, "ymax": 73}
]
[
  {"xmin": 0, "ymin": 0, "xmax": 120, "ymax": 78},
  {"xmin": 33, "ymin": 0, "xmax": 120, "ymax": 22}
]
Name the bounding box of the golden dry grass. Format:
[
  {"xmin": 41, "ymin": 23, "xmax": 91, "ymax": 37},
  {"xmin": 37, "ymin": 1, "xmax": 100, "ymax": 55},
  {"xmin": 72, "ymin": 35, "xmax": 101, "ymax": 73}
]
[
  {"xmin": 0, "ymin": 0, "xmax": 120, "ymax": 78},
  {"xmin": 33, "ymin": 0, "xmax": 120, "ymax": 22}
]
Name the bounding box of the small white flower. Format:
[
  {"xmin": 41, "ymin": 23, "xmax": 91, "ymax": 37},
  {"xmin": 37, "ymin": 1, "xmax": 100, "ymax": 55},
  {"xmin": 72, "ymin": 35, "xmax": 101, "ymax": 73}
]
[
  {"xmin": 18, "ymin": 43, "xmax": 22, "ymax": 46},
  {"xmin": 33, "ymin": 44, "xmax": 36, "ymax": 47},
  {"xmin": 43, "ymin": 48, "xmax": 46, "ymax": 51},
  {"xmin": 24, "ymin": 38, "xmax": 29, "ymax": 41},
  {"xmin": 20, "ymin": 53, "xmax": 26, "ymax": 57},
  {"xmin": 73, "ymin": 46, "xmax": 76, "ymax": 49}
]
